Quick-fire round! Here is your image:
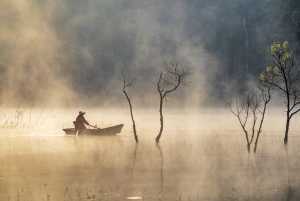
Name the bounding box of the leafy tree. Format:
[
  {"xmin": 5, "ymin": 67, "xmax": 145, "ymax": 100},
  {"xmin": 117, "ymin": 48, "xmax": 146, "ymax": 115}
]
[{"xmin": 260, "ymin": 41, "xmax": 300, "ymax": 144}]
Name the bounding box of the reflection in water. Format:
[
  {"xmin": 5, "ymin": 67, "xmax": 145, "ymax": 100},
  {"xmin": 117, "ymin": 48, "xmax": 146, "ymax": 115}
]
[
  {"xmin": 127, "ymin": 196, "xmax": 143, "ymax": 200},
  {"xmin": 126, "ymin": 143, "xmax": 141, "ymax": 199},
  {"xmin": 285, "ymin": 146, "xmax": 293, "ymax": 201},
  {"xmin": 131, "ymin": 143, "xmax": 138, "ymax": 180},
  {"xmin": 0, "ymin": 109, "xmax": 300, "ymax": 200},
  {"xmin": 156, "ymin": 143, "xmax": 164, "ymax": 198}
]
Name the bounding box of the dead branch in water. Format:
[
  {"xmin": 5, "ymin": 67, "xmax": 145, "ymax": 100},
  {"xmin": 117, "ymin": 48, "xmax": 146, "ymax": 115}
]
[
  {"xmin": 155, "ymin": 62, "xmax": 188, "ymax": 143},
  {"xmin": 230, "ymin": 84, "xmax": 271, "ymax": 153},
  {"xmin": 121, "ymin": 72, "xmax": 138, "ymax": 143}
]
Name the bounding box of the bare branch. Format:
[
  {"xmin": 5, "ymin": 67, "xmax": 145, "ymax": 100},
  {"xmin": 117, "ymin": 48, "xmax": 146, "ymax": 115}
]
[
  {"xmin": 161, "ymin": 66, "xmax": 187, "ymax": 98},
  {"xmin": 230, "ymin": 84, "xmax": 271, "ymax": 153},
  {"xmin": 230, "ymin": 96, "xmax": 251, "ymax": 145},
  {"xmin": 155, "ymin": 62, "xmax": 188, "ymax": 143},
  {"xmin": 263, "ymin": 79, "xmax": 286, "ymax": 93},
  {"xmin": 250, "ymin": 95, "xmax": 260, "ymax": 144},
  {"xmin": 262, "ymin": 41, "xmax": 300, "ymax": 144},
  {"xmin": 121, "ymin": 71, "xmax": 135, "ymax": 91},
  {"xmin": 254, "ymin": 86, "xmax": 271, "ymax": 153},
  {"xmin": 290, "ymin": 107, "xmax": 300, "ymax": 118},
  {"xmin": 121, "ymin": 71, "xmax": 138, "ymax": 143},
  {"xmin": 157, "ymin": 72, "xmax": 164, "ymax": 96}
]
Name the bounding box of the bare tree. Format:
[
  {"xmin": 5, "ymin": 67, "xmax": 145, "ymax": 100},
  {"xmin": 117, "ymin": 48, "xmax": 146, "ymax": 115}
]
[
  {"xmin": 155, "ymin": 63, "xmax": 188, "ymax": 143},
  {"xmin": 122, "ymin": 73, "xmax": 138, "ymax": 143},
  {"xmin": 260, "ymin": 41, "xmax": 300, "ymax": 144},
  {"xmin": 230, "ymin": 85, "xmax": 271, "ymax": 153},
  {"xmin": 254, "ymin": 86, "xmax": 271, "ymax": 152},
  {"xmin": 230, "ymin": 94, "xmax": 253, "ymax": 152}
]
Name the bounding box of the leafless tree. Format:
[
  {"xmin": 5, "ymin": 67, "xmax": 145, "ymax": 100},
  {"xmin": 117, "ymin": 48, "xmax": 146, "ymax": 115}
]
[
  {"xmin": 155, "ymin": 63, "xmax": 188, "ymax": 143},
  {"xmin": 230, "ymin": 85, "xmax": 271, "ymax": 153},
  {"xmin": 122, "ymin": 73, "xmax": 138, "ymax": 143},
  {"xmin": 260, "ymin": 41, "xmax": 300, "ymax": 144},
  {"xmin": 254, "ymin": 86, "xmax": 271, "ymax": 152},
  {"xmin": 231, "ymin": 94, "xmax": 253, "ymax": 152}
]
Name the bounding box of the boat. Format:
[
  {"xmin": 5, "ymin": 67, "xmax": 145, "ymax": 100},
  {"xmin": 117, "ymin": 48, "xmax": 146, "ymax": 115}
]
[{"xmin": 63, "ymin": 124, "xmax": 124, "ymax": 135}]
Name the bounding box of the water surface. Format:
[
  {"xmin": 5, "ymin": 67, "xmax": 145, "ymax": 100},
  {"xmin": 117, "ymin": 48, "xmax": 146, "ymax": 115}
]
[{"xmin": 0, "ymin": 108, "xmax": 300, "ymax": 201}]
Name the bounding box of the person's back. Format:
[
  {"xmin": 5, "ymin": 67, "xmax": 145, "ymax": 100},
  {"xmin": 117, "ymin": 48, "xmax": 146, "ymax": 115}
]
[{"xmin": 74, "ymin": 111, "xmax": 90, "ymax": 134}]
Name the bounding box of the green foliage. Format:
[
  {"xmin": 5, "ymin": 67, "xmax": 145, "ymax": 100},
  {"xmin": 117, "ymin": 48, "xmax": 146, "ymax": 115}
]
[
  {"xmin": 270, "ymin": 41, "xmax": 290, "ymax": 56},
  {"xmin": 269, "ymin": 41, "xmax": 293, "ymax": 64},
  {"xmin": 260, "ymin": 40, "xmax": 300, "ymax": 144},
  {"xmin": 266, "ymin": 65, "xmax": 274, "ymax": 73},
  {"xmin": 270, "ymin": 42, "xmax": 282, "ymax": 54},
  {"xmin": 259, "ymin": 72, "xmax": 266, "ymax": 82},
  {"xmin": 260, "ymin": 41, "xmax": 294, "ymax": 84}
]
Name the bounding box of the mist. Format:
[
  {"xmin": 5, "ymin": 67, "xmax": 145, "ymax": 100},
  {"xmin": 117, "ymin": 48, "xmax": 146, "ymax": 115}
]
[
  {"xmin": 1, "ymin": 1, "xmax": 300, "ymax": 200},
  {"xmin": 0, "ymin": 0, "xmax": 298, "ymax": 107}
]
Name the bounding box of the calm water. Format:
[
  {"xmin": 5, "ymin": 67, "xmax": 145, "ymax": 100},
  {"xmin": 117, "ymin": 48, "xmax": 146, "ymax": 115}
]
[{"xmin": 0, "ymin": 108, "xmax": 300, "ymax": 201}]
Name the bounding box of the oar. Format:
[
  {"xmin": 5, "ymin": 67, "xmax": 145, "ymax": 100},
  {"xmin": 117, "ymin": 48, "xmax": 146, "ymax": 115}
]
[{"xmin": 89, "ymin": 124, "xmax": 98, "ymax": 129}]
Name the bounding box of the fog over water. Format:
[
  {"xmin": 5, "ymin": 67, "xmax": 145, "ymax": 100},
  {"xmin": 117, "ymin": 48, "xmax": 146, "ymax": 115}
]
[
  {"xmin": 0, "ymin": 108, "xmax": 300, "ymax": 201},
  {"xmin": 1, "ymin": 0, "xmax": 300, "ymax": 200}
]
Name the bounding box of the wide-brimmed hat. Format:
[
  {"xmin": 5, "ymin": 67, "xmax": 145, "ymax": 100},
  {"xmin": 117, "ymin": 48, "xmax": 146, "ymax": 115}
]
[{"xmin": 79, "ymin": 111, "xmax": 85, "ymax": 115}]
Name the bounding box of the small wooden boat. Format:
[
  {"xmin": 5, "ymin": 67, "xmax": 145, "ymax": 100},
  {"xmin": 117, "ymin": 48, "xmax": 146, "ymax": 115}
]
[{"xmin": 63, "ymin": 124, "xmax": 124, "ymax": 135}]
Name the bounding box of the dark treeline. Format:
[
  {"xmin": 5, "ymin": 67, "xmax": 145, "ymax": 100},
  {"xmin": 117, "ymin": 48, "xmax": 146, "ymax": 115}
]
[
  {"xmin": 43, "ymin": 0, "xmax": 300, "ymax": 105},
  {"xmin": 64, "ymin": 0, "xmax": 300, "ymax": 103},
  {"xmin": 187, "ymin": 0, "xmax": 300, "ymax": 101},
  {"xmin": 0, "ymin": 0, "xmax": 299, "ymax": 105}
]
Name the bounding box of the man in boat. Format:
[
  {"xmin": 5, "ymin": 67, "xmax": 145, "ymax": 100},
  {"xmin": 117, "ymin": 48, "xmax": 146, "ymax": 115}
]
[{"xmin": 74, "ymin": 111, "xmax": 94, "ymax": 135}]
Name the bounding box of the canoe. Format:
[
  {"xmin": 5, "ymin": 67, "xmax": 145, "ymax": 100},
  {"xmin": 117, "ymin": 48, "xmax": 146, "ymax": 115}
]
[{"xmin": 63, "ymin": 124, "xmax": 124, "ymax": 135}]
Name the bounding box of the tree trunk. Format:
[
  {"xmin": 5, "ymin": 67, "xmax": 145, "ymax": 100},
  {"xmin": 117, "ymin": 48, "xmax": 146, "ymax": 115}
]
[
  {"xmin": 253, "ymin": 132, "xmax": 260, "ymax": 153},
  {"xmin": 284, "ymin": 114, "xmax": 290, "ymax": 145},
  {"xmin": 156, "ymin": 96, "xmax": 164, "ymax": 143},
  {"xmin": 283, "ymin": 70, "xmax": 290, "ymax": 145},
  {"xmin": 247, "ymin": 143, "xmax": 251, "ymax": 153},
  {"xmin": 130, "ymin": 104, "xmax": 138, "ymax": 143},
  {"xmin": 254, "ymin": 102, "xmax": 268, "ymax": 153},
  {"xmin": 123, "ymin": 90, "xmax": 138, "ymax": 143},
  {"xmin": 131, "ymin": 114, "xmax": 138, "ymax": 143}
]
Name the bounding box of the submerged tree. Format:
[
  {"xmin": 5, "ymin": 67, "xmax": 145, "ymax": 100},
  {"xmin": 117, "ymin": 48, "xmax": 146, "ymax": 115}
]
[
  {"xmin": 122, "ymin": 73, "xmax": 138, "ymax": 143},
  {"xmin": 253, "ymin": 86, "xmax": 271, "ymax": 152},
  {"xmin": 155, "ymin": 63, "xmax": 188, "ymax": 143},
  {"xmin": 230, "ymin": 85, "xmax": 271, "ymax": 153},
  {"xmin": 260, "ymin": 41, "xmax": 300, "ymax": 144},
  {"xmin": 231, "ymin": 94, "xmax": 252, "ymax": 152}
]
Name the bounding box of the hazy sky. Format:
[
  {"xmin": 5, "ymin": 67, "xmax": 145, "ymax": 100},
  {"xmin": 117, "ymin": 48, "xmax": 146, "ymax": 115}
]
[{"xmin": 0, "ymin": 0, "xmax": 294, "ymax": 107}]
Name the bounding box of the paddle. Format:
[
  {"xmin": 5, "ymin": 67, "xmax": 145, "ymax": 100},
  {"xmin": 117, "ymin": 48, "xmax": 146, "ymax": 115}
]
[{"xmin": 89, "ymin": 124, "xmax": 99, "ymax": 129}]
